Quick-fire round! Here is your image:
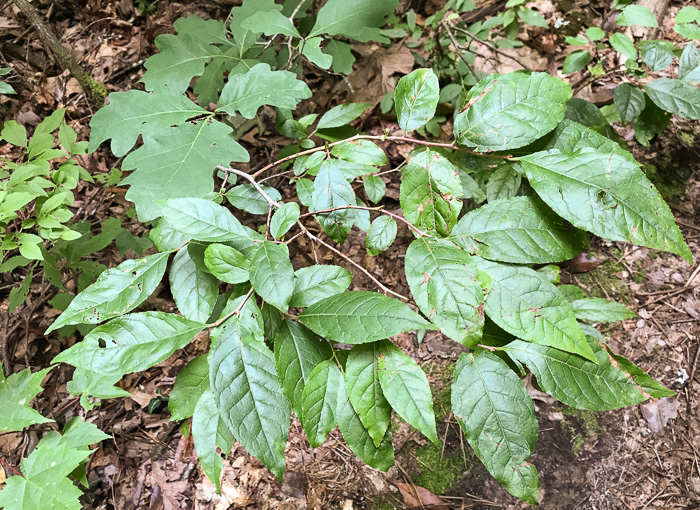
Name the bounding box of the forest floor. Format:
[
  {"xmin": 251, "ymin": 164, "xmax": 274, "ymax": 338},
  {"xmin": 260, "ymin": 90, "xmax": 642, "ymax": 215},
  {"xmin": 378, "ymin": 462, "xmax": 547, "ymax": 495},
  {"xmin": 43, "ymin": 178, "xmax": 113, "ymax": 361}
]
[{"xmin": 1, "ymin": 0, "xmax": 699, "ymax": 509}]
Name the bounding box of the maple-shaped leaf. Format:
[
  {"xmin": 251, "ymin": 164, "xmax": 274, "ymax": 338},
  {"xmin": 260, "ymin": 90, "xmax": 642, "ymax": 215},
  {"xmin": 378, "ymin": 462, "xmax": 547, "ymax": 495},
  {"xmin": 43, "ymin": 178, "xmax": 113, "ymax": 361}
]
[{"xmin": 0, "ymin": 366, "xmax": 52, "ymax": 433}]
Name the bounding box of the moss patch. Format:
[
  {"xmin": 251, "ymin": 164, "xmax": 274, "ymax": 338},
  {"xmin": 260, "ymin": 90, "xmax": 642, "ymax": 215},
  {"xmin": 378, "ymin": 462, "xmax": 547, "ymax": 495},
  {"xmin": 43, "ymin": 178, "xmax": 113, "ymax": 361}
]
[
  {"xmin": 412, "ymin": 443, "xmax": 465, "ymax": 494},
  {"xmin": 573, "ymin": 260, "xmax": 632, "ymax": 305},
  {"xmin": 423, "ymin": 361, "xmax": 455, "ymax": 419},
  {"xmin": 560, "ymin": 407, "xmax": 604, "ymax": 456}
]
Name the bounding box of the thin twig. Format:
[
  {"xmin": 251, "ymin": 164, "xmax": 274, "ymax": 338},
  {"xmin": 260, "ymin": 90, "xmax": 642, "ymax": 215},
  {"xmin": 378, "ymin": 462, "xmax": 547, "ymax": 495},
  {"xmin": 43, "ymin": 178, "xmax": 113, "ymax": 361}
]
[
  {"xmin": 212, "ymin": 287, "xmax": 255, "ymax": 327},
  {"xmin": 441, "ymin": 20, "xmax": 476, "ymax": 78},
  {"xmin": 449, "ymin": 24, "xmax": 529, "ymax": 69},
  {"xmin": 216, "ymin": 165, "xmax": 281, "ymax": 208},
  {"xmin": 301, "ymin": 205, "xmax": 429, "ymax": 237}
]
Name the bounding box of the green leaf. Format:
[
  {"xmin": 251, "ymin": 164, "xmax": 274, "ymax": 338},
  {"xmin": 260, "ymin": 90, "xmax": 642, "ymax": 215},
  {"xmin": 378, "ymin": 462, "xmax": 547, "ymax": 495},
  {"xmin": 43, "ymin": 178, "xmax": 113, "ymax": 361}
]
[
  {"xmin": 0, "ymin": 82, "xmax": 15, "ymax": 95},
  {"xmin": 614, "ymin": 83, "xmax": 646, "ymax": 124},
  {"xmin": 317, "ymin": 102, "xmax": 372, "ymax": 129},
  {"xmin": 586, "ymin": 27, "xmax": 605, "ymax": 41},
  {"xmin": 450, "ymin": 196, "xmax": 588, "ymax": 264},
  {"xmin": 324, "ymin": 39, "xmax": 356, "ymax": 74},
  {"xmin": 676, "ymin": 6, "xmax": 700, "ymax": 24},
  {"xmin": 290, "ymin": 265, "xmax": 353, "ymax": 308},
  {"xmin": 308, "ymin": 0, "xmax": 400, "ymax": 43},
  {"xmin": 562, "ymin": 50, "xmax": 591, "ymax": 74},
  {"xmin": 452, "ymin": 350, "xmax": 538, "ymax": 504},
  {"xmin": 226, "ymin": 183, "xmax": 282, "ymax": 215},
  {"xmin": 454, "ymin": 72, "xmax": 571, "ymax": 151},
  {"xmin": 301, "ymin": 359, "xmax": 343, "ymax": 447},
  {"xmin": 46, "ymin": 252, "xmax": 169, "ymax": 333},
  {"xmin": 485, "ymin": 163, "xmax": 521, "ymax": 202},
  {"xmin": 517, "ymin": 148, "xmax": 692, "ymax": 262},
  {"xmin": 616, "ymin": 5, "xmax": 658, "ymax": 27},
  {"xmin": 169, "ymin": 354, "xmax": 210, "ymax": 421},
  {"xmin": 395, "ymin": 68, "xmax": 440, "ymax": 132},
  {"xmin": 312, "ymin": 159, "xmax": 356, "ymax": 243},
  {"xmin": 274, "ymin": 319, "xmax": 332, "ymax": 417},
  {"xmin": 1, "ymin": 120, "xmax": 28, "ymax": 147},
  {"xmin": 331, "ymin": 139, "xmax": 387, "ymax": 167},
  {"xmin": 602, "ymin": 346, "xmax": 675, "ymax": 398},
  {"xmin": 345, "ymin": 343, "xmax": 392, "ymax": 446},
  {"xmin": 400, "ymin": 148, "xmax": 462, "ymax": 236},
  {"xmin": 162, "ymin": 198, "xmax": 262, "ymax": 248},
  {"xmin": 299, "ymin": 291, "xmax": 435, "ymax": 344},
  {"xmin": 609, "ymin": 32, "xmax": 637, "ymax": 60},
  {"xmin": 66, "ymin": 368, "xmax": 131, "ymax": 405},
  {"xmin": 679, "ymin": 42, "xmax": 700, "ymax": 82},
  {"xmin": 476, "ymin": 259, "xmax": 596, "ymax": 361},
  {"xmin": 296, "ymin": 178, "xmax": 314, "ymax": 206},
  {"xmin": 217, "ymin": 63, "xmax": 311, "ymax": 119},
  {"xmin": 645, "ymin": 78, "xmax": 700, "ymax": 120},
  {"xmin": 640, "ymin": 40, "xmax": 676, "ymax": 71},
  {"xmin": 634, "ymin": 99, "xmax": 672, "ymax": 146},
  {"xmin": 204, "ymin": 243, "xmax": 251, "ymax": 284},
  {"xmin": 545, "ymin": 119, "xmax": 631, "ymax": 159},
  {"xmin": 0, "ymin": 367, "xmax": 52, "ymax": 433},
  {"xmin": 517, "ymin": 7, "xmax": 548, "ymax": 27},
  {"xmin": 170, "ymin": 247, "xmax": 218, "ymax": 322},
  {"xmin": 570, "ymin": 298, "xmax": 635, "ymax": 323},
  {"xmin": 121, "ymin": 119, "xmax": 248, "ymax": 222},
  {"xmin": 209, "ymin": 314, "xmax": 289, "ymax": 480},
  {"xmin": 302, "ymin": 37, "xmax": 333, "ymax": 69},
  {"xmin": 363, "ymin": 175, "xmax": 386, "ymax": 204},
  {"xmin": 250, "ymin": 241, "xmax": 294, "ymax": 312},
  {"xmin": 378, "ymin": 340, "xmax": 437, "ymax": 443},
  {"xmin": 88, "ymin": 90, "xmax": 206, "ymax": 155},
  {"xmin": 53, "ymin": 312, "xmax": 204, "ymax": 376},
  {"xmin": 366, "ymin": 216, "xmax": 397, "ymax": 256},
  {"xmin": 240, "ymin": 9, "xmax": 301, "ymax": 37},
  {"xmin": 503, "ymin": 339, "xmax": 645, "ymax": 410},
  {"xmin": 405, "ymin": 237, "xmax": 484, "ymax": 346},
  {"xmin": 192, "ymin": 389, "xmax": 226, "ymax": 493},
  {"xmin": 230, "ymin": 0, "xmax": 282, "ymax": 55},
  {"xmin": 675, "ymin": 22, "xmax": 700, "ymax": 40}
]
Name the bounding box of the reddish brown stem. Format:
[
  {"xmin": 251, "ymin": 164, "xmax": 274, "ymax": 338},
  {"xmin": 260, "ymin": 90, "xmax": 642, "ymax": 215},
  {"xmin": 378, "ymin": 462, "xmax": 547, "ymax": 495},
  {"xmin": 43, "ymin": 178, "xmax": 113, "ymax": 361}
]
[{"xmin": 302, "ymin": 205, "xmax": 428, "ymax": 237}]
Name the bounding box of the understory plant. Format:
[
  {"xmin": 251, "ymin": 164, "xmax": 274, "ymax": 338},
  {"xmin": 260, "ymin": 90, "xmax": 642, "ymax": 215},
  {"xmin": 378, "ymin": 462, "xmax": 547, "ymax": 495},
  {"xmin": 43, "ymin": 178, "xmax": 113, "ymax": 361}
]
[{"xmin": 1, "ymin": 0, "xmax": 696, "ymax": 507}]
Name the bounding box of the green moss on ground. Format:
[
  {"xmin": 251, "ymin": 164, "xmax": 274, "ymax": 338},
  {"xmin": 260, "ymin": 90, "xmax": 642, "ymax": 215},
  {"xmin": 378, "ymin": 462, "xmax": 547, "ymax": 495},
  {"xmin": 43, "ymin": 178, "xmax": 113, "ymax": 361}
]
[
  {"xmin": 413, "ymin": 443, "xmax": 465, "ymax": 494},
  {"xmin": 423, "ymin": 362, "xmax": 455, "ymax": 419},
  {"xmin": 574, "ymin": 260, "xmax": 633, "ymax": 305},
  {"xmin": 643, "ymin": 158, "xmax": 690, "ymax": 203},
  {"xmin": 560, "ymin": 407, "xmax": 604, "ymax": 456}
]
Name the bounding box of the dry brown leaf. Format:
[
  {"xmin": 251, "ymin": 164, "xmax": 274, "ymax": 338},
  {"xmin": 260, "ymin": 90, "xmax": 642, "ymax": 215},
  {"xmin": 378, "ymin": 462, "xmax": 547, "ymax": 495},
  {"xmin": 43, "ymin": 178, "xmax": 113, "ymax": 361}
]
[{"xmin": 395, "ymin": 481, "xmax": 450, "ymax": 509}]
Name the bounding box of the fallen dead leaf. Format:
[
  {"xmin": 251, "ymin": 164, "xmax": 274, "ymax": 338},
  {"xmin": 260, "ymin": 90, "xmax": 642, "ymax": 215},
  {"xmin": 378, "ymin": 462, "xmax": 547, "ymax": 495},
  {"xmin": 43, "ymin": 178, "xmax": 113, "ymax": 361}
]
[
  {"xmin": 394, "ymin": 481, "xmax": 450, "ymax": 509},
  {"xmin": 640, "ymin": 397, "xmax": 680, "ymax": 433}
]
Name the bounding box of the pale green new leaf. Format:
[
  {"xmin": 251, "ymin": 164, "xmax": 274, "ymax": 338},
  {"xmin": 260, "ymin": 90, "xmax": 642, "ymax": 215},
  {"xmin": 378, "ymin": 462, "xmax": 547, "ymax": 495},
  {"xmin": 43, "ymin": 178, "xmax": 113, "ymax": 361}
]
[
  {"xmin": 299, "ymin": 291, "xmax": 435, "ymax": 344},
  {"xmin": 317, "ymin": 103, "xmax": 372, "ymax": 129},
  {"xmin": 0, "ymin": 367, "xmax": 52, "ymax": 433},
  {"xmin": 46, "ymin": 252, "xmax": 169, "ymax": 333},
  {"xmin": 517, "ymin": 148, "xmax": 692, "ymax": 262},
  {"xmin": 450, "ymin": 196, "xmax": 588, "ymax": 264},
  {"xmin": 405, "ymin": 238, "xmax": 484, "ymax": 346},
  {"xmin": 312, "ymin": 159, "xmax": 356, "ymax": 243},
  {"xmin": 230, "ymin": 0, "xmax": 282, "ymax": 56},
  {"xmin": 250, "ymin": 241, "xmax": 294, "ymax": 312},
  {"xmin": 645, "ymin": 78, "xmax": 700, "ymax": 120},
  {"xmin": 270, "ymin": 202, "xmax": 300, "ymax": 238},
  {"xmin": 240, "ymin": 9, "xmax": 301, "ymax": 37},
  {"xmin": 66, "ymin": 368, "xmax": 131, "ymax": 405},
  {"xmin": 88, "ymin": 90, "xmax": 207, "ymax": 156},
  {"xmin": 309, "ymin": 0, "xmax": 399, "ymax": 43},
  {"xmin": 217, "ymin": 63, "xmax": 311, "ymax": 119},
  {"xmin": 571, "ymin": 298, "xmax": 635, "ymax": 323},
  {"xmin": 614, "ymin": 83, "xmax": 646, "ymax": 124},
  {"xmin": 616, "ymin": 5, "xmax": 658, "ymax": 27},
  {"xmin": 122, "ymin": 119, "xmax": 248, "ymax": 222},
  {"xmin": 366, "ymin": 216, "xmax": 397, "ymax": 256},
  {"xmin": 226, "ymin": 183, "xmax": 282, "ymax": 215},
  {"xmin": 476, "ymin": 258, "xmax": 596, "ymax": 361},
  {"xmin": 170, "ymin": 247, "xmax": 218, "ymax": 322},
  {"xmin": 324, "ymin": 39, "xmax": 355, "ymax": 74},
  {"xmin": 503, "ymin": 339, "xmax": 645, "ymax": 410},
  {"xmin": 301, "ymin": 359, "xmax": 343, "ymax": 448},
  {"xmin": 53, "ymin": 312, "xmax": 204, "ymax": 376},
  {"xmin": 301, "ymin": 37, "xmax": 333, "ymax": 69},
  {"xmin": 400, "ymin": 148, "xmax": 462, "ymax": 236},
  {"xmin": 609, "ymin": 32, "xmax": 637, "ymax": 60},
  {"xmin": 378, "ymin": 340, "xmax": 437, "ymax": 443},
  {"xmin": 290, "ymin": 265, "xmax": 353, "ymax": 308},
  {"xmin": 209, "ymin": 315, "xmax": 290, "ymax": 480},
  {"xmin": 192, "ymin": 389, "xmax": 226, "ymax": 493},
  {"xmin": 395, "ymin": 69, "xmax": 439, "ymax": 132},
  {"xmin": 345, "ymin": 343, "xmax": 392, "ymax": 446},
  {"xmin": 169, "ymin": 354, "xmax": 210, "ymax": 421},
  {"xmin": 452, "ymin": 350, "xmax": 538, "ymax": 504},
  {"xmin": 204, "ymin": 243, "xmax": 251, "ymax": 284},
  {"xmin": 454, "ymin": 72, "xmax": 571, "ymax": 151},
  {"xmin": 274, "ymin": 319, "xmax": 332, "ymax": 417}
]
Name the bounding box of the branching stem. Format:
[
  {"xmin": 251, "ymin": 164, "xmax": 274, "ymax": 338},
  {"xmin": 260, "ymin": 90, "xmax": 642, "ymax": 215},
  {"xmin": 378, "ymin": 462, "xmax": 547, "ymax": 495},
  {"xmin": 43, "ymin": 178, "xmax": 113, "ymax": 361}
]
[{"xmin": 302, "ymin": 205, "xmax": 428, "ymax": 237}]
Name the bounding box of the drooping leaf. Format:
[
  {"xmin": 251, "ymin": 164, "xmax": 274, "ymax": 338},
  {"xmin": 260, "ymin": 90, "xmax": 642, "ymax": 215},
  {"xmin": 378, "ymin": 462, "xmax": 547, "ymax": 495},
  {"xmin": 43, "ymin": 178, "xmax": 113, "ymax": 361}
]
[
  {"xmin": 378, "ymin": 340, "xmax": 437, "ymax": 443},
  {"xmin": 614, "ymin": 83, "xmax": 646, "ymax": 124},
  {"xmin": 226, "ymin": 183, "xmax": 282, "ymax": 215},
  {"xmin": 301, "ymin": 359, "xmax": 344, "ymax": 447},
  {"xmin": 274, "ymin": 319, "xmax": 332, "ymax": 417},
  {"xmin": 46, "ymin": 252, "xmax": 169, "ymax": 333},
  {"xmin": 250, "ymin": 241, "xmax": 295, "ymax": 312},
  {"xmin": 312, "ymin": 159, "xmax": 356, "ymax": 243},
  {"xmin": 270, "ymin": 202, "xmax": 300, "ymax": 239},
  {"xmin": 639, "ymin": 40, "xmax": 676, "ymax": 71},
  {"xmin": 454, "ymin": 72, "xmax": 572, "ymax": 151},
  {"xmin": 290, "ymin": 265, "xmax": 353, "ymax": 308},
  {"xmin": 366, "ymin": 216, "xmax": 397, "ymax": 256},
  {"xmin": 204, "ymin": 243, "xmax": 251, "ymax": 284},
  {"xmin": 363, "ymin": 175, "xmax": 386, "ymax": 204},
  {"xmin": 299, "ymin": 291, "xmax": 435, "ymax": 344},
  {"xmin": 405, "ymin": 237, "xmax": 484, "ymax": 346},
  {"xmin": 0, "ymin": 367, "xmax": 52, "ymax": 433},
  {"xmin": 476, "ymin": 258, "xmax": 596, "ymax": 361},
  {"xmin": 308, "ymin": 0, "xmax": 400, "ymax": 43},
  {"xmin": 634, "ymin": 99, "xmax": 672, "ymax": 146},
  {"xmin": 503, "ymin": 339, "xmax": 646, "ymax": 410},
  {"xmin": 169, "ymin": 354, "xmax": 210, "ymax": 421},
  {"xmin": 217, "ymin": 63, "xmax": 311, "ymax": 119},
  {"xmin": 170, "ymin": 247, "xmax": 218, "ymax": 322},
  {"xmin": 679, "ymin": 42, "xmax": 700, "ymax": 82},
  {"xmin": 450, "ymin": 196, "xmax": 588, "ymax": 264},
  {"xmin": 570, "ymin": 298, "xmax": 635, "ymax": 323},
  {"xmin": 395, "ymin": 68, "xmax": 440, "ymax": 132},
  {"xmin": 602, "ymin": 345, "xmax": 675, "ymax": 398},
  {"xmin": 517, "ymin": 148, "xmax": 692, "ymax": 262},
  {"xmin": 644, "ymin": 78, "xmax": 700, "ymax": 120},
  {"xmin": 317, "ymin": 103, "xmax": 372, "ymax": 130},
  {"xmin": 209, "ymin": 314, "xmax": 290, "ymax": 480},
  {"xmin": 53, "ymin": 312, "xmax": 204, "ymax": 376},
  {"xmin": 344, "ymin": 343, "xmax": 392, "ymax": 446},
  {"xmin": 192, "ymin": 389, "xmax": 228, "ymax": 493},
  {"xmin": 452, "ymin": 350, "xmax": 539, "ymax": 504},
  {"xmin": 400, "ymin": 148, "xmax": 462, "ymax": 236}
]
